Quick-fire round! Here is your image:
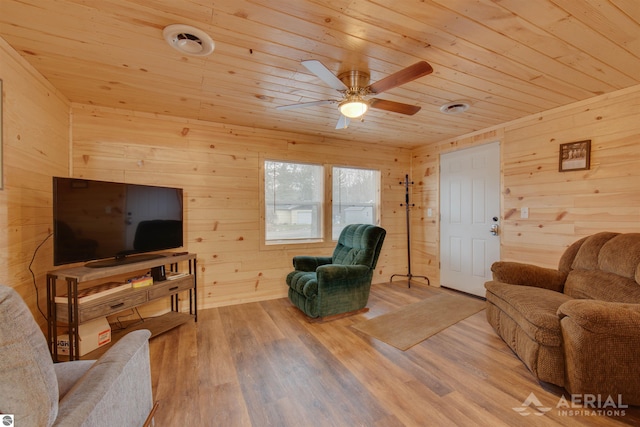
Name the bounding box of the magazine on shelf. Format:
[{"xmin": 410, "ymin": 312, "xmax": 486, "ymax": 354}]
[
  {"xmin": 54, "ymin": 281, "xmax": 131, "ymax": 304},
  {"xmin": 166, "ymin": 271, "xmax": 189, "ymax": 281}
]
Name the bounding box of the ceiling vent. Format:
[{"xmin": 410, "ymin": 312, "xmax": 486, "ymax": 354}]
[
  {"xmin": 439, "ymin": 101, "xmax": 470, "ymax": 114},
  {"xmin": 163, "ymin": 24, "xmax": 215, "ymax": 56}
]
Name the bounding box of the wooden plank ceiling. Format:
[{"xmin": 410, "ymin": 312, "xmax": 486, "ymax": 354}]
[{"xmin": 1, "ymin": 0, "xmax": 639, "ymax": 148}]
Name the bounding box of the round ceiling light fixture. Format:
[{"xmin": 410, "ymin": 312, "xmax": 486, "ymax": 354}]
[
  {"xmin": 163, "ymin": 24, "xmax": 215, "ymax": 56},
  {"xmin": 439, "ymin": 100, "xmax": 470, "ymax": 114},
  {"xmin": 339, "ymin": 95, "xmax": 370, "ymax": 119}
]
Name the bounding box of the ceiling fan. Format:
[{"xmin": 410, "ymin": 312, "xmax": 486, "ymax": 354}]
[{"xmin": 276, "ymin": 60, "xmax": 433, "ymax": 129}]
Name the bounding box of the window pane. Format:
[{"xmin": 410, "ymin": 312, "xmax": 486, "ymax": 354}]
[
  {"xmin": 332, "ymin": 167, "xmax": 380, "ymax": 239},
  {"xmin": 265, "ymin": 160, "xmax": 323, "ymax": 241}
]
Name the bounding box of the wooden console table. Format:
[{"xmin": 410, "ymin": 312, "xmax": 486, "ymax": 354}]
[{"xmin": 46, "ymin": 253, "xmax": 197, "ymax": 361}]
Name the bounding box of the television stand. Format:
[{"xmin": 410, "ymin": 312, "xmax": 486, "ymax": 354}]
[{"xmin": 46, "ymin": 252, "xmax": 197, "ymax": 361}]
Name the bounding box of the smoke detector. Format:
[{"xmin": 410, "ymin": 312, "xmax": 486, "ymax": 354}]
[
  {"xmin": 439, "ymin": 101, "xmax": 470, "ymax": 114},
  {"xmin": 163, "ymin": 24, "xmax": 215, "ymax": 56}
]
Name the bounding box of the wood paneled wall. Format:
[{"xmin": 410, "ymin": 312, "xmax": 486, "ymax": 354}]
[
  {"xmin": 411, "ymin": 85, "xmax": 640, "ymax": 285},
  {"xmin": 3, "ymin": 31, "xmax": 640, "ymax": 319},
  {"xmin": 70, "ymin": 105, "xmax": 412, "ymax": 309},
  {"xmin": 0, "ymin": 37, "xmax": 70, "ymax": 323}
]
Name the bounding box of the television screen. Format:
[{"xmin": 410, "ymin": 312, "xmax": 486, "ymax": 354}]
[{"xmin": 53, "ymin": 177, "xmax": 184, "ymax": 267}]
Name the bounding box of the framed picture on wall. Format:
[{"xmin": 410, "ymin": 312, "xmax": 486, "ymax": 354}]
[{"xmin": 559, "ymin": 140, "xmax": 591, "ymax": 172}]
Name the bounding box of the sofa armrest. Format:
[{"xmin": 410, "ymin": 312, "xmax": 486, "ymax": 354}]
[
  {"xmin": 315, "ymin": 264, "xmax": 373, "ymax": 316},
  {"xmin": 316, "ymin": 264, "xmax": 370, "ymax": 285},
  {"xmin": 490, "ymin": 261, "xmax": 567, "ymax": 292},
  {"xmin": 558, "ymin": 300, "xmax": 640, "ymax": 335},
  {"xmin": 54, "ymin": 330, "xmax": 153, "ymax": 427},
  {"xmin": 558, "ymin": 300, "xmax": 640, "ymax": 403},
  {"xmin": 292, "ymin": 256, "xmax": 333, "ymax": 271}
]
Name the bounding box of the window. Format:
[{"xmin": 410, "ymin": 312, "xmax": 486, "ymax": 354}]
[
  {"xmin": 263, "ymin": 161, "xmax": 381, "ymax": 245},
  {"xmin": 264, "ymin": 160, "xmax": 323, "ymax": 242},
  {"xmin": 332, "ymin": 167, "xmax": 380, "ymax": 239}
]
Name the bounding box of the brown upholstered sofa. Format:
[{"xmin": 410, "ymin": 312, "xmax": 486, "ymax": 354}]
[{"xmin": 485, "ymin": 232, "xmax": 640, "ymax": 405}]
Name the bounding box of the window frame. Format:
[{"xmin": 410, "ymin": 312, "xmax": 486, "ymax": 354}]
[
  {"xmin": 331, "ymin": 165, "xmax": 381, "ymax": 240},
  {"xmin": 262, "ymin": 158, "xmax": 326, "ymax": 246},
  {"xmin": 260, "ymin": 156, "xmax": 381, "ymax": 250}
]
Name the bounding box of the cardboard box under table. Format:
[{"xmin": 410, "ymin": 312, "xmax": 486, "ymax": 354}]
[{"xmin": 57, "ymin": 316, "xmax": 111, "ymax": 356}]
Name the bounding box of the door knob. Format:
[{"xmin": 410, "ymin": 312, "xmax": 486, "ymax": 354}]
[{"xmin": 490, "ymin": 224, "xmax": 499, "ymax": 236}]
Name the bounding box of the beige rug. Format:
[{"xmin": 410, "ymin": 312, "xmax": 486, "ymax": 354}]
[{"xmin": 352, "ymin": 291, "xmax": 486, "ymax": 351}]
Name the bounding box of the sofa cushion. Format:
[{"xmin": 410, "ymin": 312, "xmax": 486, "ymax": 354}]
[
  {"xmin": 0, "ymin": 286, "xmax": 59, "ymax": 427},
  {"xmin": 332, "ymin": 224, "xmax": 384, "ymax": 268},
  {"xmin": 557, "ymin": 235, "xmax": 588, "ymax": 273},
  {"xmin": 564, "ymin": 232, "xmax": 640, "ymax": 301},
  {"xmin": 485, "ymin": 282, "xmax": 571, "ymax": 346},
  {"xmin": 486, "ymin": 301, "xmax": 565, "ymax": 386},
  {"xmin": 598, "ymin": 233, "xmax": 640, "ymax": 282},
  {"xmin": 564, "ymin": 270, "xmax": 640, "ymax": 302},
  {"xmin": 571, "ymin": 231, "xmax": 619, "ymax": 271},
  {"xmin": 54, "ymin": 360, "xmax": 95, "ymax": 399}
]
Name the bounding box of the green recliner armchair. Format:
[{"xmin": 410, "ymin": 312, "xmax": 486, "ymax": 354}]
[{"xmin": 286, "ymin": 224, "xmax": 386, "ymax": 318}]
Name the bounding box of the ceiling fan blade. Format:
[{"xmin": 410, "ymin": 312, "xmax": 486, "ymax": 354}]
[
  {"xmin": 302, "ymin": 60, "xmax": 348, "ymax": 91},
  {"xmin": 335, "ymin": 115, "xmax": 350, "ymax": 129},
  {"xmin": 276, "ymin": 100, "xmax": 336, "ymax": 111},
  {"xmin": 369, "ymin": 98, "xmax": 421, "ymax": 115},
  {"xmin": 368, "ymin": 61, "xmax": 433, "ymax": 94}
]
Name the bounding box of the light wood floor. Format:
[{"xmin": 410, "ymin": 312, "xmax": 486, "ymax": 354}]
[{"xmin": 148, "ymin": 282, "xmax": 640, "ymax": 426}]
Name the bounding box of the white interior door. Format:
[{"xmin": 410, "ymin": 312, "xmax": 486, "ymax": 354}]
[{"xmin": 440, "ymin": 142, "xmax": 501, "ymax": 297}]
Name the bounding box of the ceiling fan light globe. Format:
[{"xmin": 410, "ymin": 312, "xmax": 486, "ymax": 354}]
[{"xmin": 339, "ymin": 100, "xmax": 369, "ymax": 118}]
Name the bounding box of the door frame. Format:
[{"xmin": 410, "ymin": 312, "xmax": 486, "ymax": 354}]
[{"xmin": 437, "ymin": 141, "xmax": 502, "ymax": 296}]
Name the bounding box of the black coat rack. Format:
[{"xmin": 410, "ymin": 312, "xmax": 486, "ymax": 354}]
[{"xmin": 390, "ymin": 174, "xmax": 430, "ymax": 288}]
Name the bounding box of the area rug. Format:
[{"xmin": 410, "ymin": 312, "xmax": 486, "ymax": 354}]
[{"xmin": 351, "ymin": 291, "xmax": 486, "ymax": 351}]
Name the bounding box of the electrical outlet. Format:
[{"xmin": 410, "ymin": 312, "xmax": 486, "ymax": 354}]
[
  {"xmin": 427, "ymin": 208, "xmax": 433, "ymax": 217},
  {"xmin": 521, "ymin": 207, "xmax": 529, "ymax": 219}
]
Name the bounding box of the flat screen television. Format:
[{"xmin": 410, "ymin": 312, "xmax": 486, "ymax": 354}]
[{"xmin": 53, "ymin": 177, "xmax": 184, "ymax": 268}]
